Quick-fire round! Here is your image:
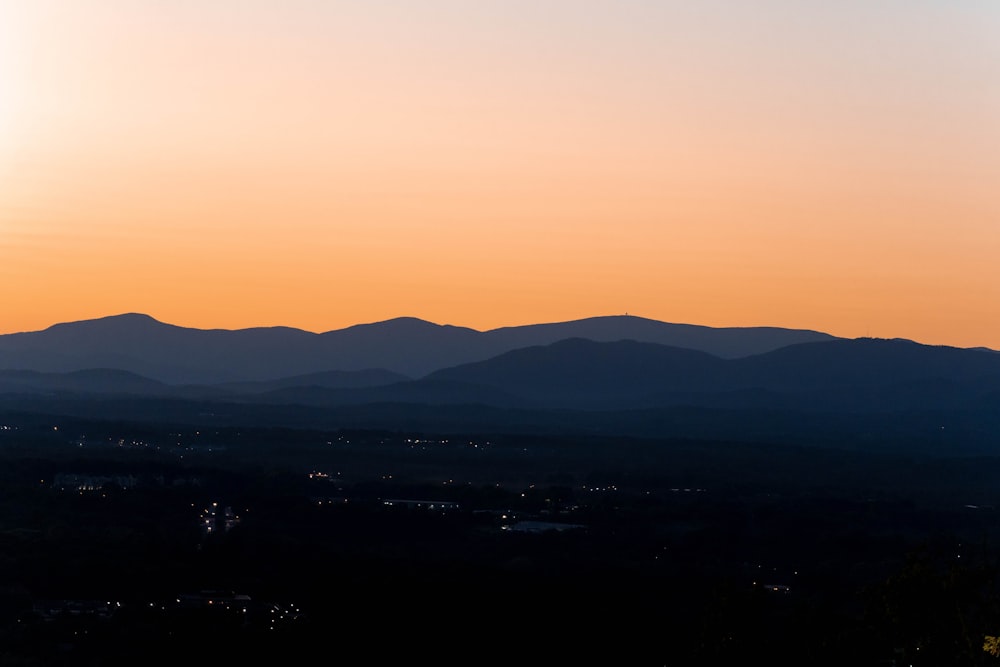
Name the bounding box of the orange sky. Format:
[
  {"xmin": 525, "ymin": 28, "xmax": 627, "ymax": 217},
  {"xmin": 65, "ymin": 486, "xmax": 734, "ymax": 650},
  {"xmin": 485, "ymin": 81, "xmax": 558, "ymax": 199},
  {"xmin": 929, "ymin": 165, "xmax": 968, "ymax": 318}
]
[{"xmin": 2, "ymin": 1, "xmax": 998, "ymax": 347}]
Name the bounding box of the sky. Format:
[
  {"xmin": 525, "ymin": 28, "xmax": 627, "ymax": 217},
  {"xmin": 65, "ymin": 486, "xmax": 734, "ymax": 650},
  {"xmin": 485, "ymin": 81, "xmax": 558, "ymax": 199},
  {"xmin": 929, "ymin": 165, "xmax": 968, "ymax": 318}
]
[{"xmin": 2, "ymin": 1, "xmax": 998, "ymax": 348}]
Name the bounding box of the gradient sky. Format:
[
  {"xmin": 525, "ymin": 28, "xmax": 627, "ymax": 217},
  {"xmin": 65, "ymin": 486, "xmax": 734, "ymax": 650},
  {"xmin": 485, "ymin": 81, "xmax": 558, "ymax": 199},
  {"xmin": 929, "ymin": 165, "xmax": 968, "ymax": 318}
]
[{"xmin": 2, "ymin": 1, "xmax": 998, "ymax": 347}]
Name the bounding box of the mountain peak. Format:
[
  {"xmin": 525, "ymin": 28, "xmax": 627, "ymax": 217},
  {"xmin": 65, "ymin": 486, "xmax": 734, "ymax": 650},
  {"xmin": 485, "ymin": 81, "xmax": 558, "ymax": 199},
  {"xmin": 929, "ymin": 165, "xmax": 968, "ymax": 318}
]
[
  {"xmin": 332, "ymin": 316, "xmax": 480, "ymax": 336},
  {"xmin": 43, "ymin": 313, "xmax": 166, "ymax": 332},
  {"xmin": 104, "ymin": 313, "xmax": 162, "ymax": 324}
]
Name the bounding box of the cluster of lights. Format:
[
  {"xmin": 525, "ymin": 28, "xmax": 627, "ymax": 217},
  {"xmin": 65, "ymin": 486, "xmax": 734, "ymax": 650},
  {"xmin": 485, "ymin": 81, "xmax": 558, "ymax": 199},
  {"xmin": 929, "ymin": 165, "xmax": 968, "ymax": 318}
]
[
  {"xmin": 115, "ymin": 438, "xmax": 153, "ymax": 448},
  {"xmin": 315, "ymin": 498, "xmax": 349, "ymax": 506},
  {"xmin": 198, "ymin": 502, "xmax": 242, "ymax": 535}
]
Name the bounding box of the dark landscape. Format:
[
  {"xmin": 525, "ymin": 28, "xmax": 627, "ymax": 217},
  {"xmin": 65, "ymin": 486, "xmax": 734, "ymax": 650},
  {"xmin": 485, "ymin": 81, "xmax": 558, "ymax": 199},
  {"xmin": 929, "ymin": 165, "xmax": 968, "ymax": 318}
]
[{"xmin": 3, "ymin": 314, "xmax": 1000, "ymax": 665}]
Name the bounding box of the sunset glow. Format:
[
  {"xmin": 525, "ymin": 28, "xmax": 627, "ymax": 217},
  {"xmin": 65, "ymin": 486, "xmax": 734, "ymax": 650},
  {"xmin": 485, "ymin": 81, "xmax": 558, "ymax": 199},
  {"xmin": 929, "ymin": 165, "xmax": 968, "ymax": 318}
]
[{"xmin": 2, "ymin": 1, "xmax": 998, "ymax": 348}]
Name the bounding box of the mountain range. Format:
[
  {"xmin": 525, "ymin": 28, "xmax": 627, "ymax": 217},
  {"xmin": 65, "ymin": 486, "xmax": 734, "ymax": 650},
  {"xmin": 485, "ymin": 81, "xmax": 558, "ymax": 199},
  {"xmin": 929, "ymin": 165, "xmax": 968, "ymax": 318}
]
[
  {"xmin": 0, "ymin": 313, "xmax": 836, "ymax": 383},
  {"xmin": 2, "ymin": 313, "xmax": 998, "ymax": 452}
]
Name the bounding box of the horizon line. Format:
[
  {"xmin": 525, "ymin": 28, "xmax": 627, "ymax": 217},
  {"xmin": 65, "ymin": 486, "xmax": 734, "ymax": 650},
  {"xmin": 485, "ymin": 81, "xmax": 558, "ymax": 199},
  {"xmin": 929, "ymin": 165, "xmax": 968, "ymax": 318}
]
[{"xmin": 5, "ymin": 311, "xmax": 995, "ymax": 353}]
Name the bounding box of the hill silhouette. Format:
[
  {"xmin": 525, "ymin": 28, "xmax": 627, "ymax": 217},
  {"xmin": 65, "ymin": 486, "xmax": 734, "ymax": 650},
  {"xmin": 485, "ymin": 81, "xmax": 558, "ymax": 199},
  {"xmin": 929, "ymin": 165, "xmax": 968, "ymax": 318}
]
[
  {"xmin": 0, "ymin": 313, "xmax": 837, "ymax": 383},
  {"xmin": 1, "ymin": 330, "xmax": 999, "ymax": 453},
  {"xmin": 424, "ymin": 337, "xmax": 1000, "ymax": 412}
]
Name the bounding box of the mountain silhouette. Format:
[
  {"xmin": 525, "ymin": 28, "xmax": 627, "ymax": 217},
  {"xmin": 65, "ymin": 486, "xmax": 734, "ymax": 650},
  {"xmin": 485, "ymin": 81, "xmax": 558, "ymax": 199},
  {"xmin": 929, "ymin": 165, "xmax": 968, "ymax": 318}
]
[
  {"xmin": 484, "ymin": 315, "xmax": 835, "ymax": 359},
  {"xmin": 3, "ymin": 331, "xmax": 1000, "ymax": 452},
  {"xmin": 0, "ymin": 313, "xmax": 838, "ymax": 383},
  {"xmin": 422, "ymin": 337, "xmax": 1000, "ymax": 412},
  {"xmin": 0, "ymin": 368, "xmax": 171, "ymax": 396},
  {"xmin": 427, "ymin": 338, "xmax": 726, "ymax": 409}
]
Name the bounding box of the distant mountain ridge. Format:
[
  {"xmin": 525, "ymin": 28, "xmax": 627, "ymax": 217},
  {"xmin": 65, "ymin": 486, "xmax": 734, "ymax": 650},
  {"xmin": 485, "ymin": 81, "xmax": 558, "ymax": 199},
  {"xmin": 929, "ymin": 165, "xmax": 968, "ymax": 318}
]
[
  {"xmin": 2, "ymin": 333, "xmax": 999, "ymax": 454},
  {"xmin": 3, "ymin": 319, "xmax": 1000, "ymax": 452},
  {"xmin": 425, "ymin": 337, "xmax": 1000, "ymax": 412},
  {"xmin": 0, "ymin": 313, "xmax": 838, "ymax": 384},
  {"xmin": 2, "ymin": 316, "xmax": 997, "ymax": 415}
]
